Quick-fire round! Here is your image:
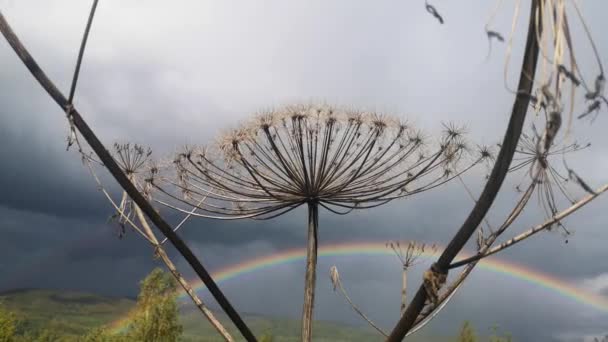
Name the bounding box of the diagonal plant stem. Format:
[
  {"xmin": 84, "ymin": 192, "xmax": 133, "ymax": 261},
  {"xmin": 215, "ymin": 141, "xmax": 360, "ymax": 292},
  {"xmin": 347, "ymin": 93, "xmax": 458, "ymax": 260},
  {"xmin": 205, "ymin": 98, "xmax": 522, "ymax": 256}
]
[
  {"xmin": 67, "ymin": 0, "xmax": 98, "ymax": 104},
  {"xmin": 0, "ymin": 12, "xmax": 257, "ymax": 342},
  {"xmin": 387, "ymin": 0, "xmax": 541, "ymax": 339},
  {"xmin": 332, "ymin": 270, "xmax": 388, "ymax": 337},
  {"xmin": 133, "ymin": 205, "xmax": 235, "ymax": 342},
  {"xmin": 449, "ymin": 182, "xmax": 608, "ymax": 269}
]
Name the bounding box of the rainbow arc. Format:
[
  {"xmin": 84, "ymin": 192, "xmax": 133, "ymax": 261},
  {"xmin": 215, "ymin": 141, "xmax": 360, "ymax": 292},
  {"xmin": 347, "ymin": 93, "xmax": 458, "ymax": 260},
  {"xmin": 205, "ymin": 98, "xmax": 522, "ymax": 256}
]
[{"xmin": 110, "ymin": 241, "xmax": 608, "ymax": 332}]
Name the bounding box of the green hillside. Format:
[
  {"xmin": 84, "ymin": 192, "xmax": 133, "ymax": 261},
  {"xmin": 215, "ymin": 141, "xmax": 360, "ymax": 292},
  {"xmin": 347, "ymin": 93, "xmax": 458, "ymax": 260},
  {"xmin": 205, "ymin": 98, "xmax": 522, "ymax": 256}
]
[
  {"xmin": 0, "ymin": 288, "xmax": 133, "ymax": 337},
  {"xmin": 0, "ymin": 288, "xmax": 451, "ymax": 341}
]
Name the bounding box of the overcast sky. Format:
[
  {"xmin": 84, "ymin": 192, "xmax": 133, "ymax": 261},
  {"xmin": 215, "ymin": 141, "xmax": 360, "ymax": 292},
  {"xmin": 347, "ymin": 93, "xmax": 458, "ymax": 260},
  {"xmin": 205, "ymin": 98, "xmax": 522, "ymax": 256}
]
[{"xmin": 1, "ymin": 1, "xmax": 607, "ymax": 341}]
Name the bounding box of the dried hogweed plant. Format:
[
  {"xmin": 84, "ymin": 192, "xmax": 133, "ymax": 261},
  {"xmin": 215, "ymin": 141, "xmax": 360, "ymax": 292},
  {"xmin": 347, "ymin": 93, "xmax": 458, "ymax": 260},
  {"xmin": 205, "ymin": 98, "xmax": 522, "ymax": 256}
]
[
  {"xmin": 388, "ymin": 1, "xmax": 608, "ymax": 339},
  {"xmin": 2, "ymin": 0, "xmax": 608, "ymax": 341},
  {"xmin": 146, "ymin": 104, "xmax": 490, "ymax": 341},
  {"xmin": 387, "ymin": 241, "xmax": 438, "ymax": 315},
  {"xmin": 81, "ymin": 143, "xmax": 236, "ymax": 342},
  {"xmin": 329, "ymin": 241, "xmax": 438, "ymax": 337}
]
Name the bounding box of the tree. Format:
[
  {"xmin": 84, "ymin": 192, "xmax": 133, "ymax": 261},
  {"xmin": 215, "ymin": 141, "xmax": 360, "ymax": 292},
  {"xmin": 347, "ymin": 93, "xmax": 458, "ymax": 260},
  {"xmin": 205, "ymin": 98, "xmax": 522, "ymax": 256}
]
[
  {"xmin": 124, "ymin": 268, "xmax": 183, "ymax": 342},
  {"xmin": 457, "ymin": 321, "xmax": 477, "ymax": 342},
  {"xmin": 78, "ymin": 269, "xmax": 182, "ymax": 342},
  {"xmin": 0, "ymin": 305, "xmax": 17, "ymax": 342}
]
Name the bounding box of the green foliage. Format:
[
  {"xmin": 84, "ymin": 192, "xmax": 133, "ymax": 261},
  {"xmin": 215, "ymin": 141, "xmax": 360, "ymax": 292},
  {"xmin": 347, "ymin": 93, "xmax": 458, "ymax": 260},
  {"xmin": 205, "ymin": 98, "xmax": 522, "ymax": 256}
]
[
  {"xmin": 30, "ymin": 320, "xmax": 90, "ymax": 342},
  {"xmin": 0, "ymin": 304, "xmax": 17, "ymax": 342},
  {"xmin": 77, "ymin": 268, "xmax": 183, "ymax": 341},
  {"xmin": 81, "ymin": 327, "xmax": 122, "ymax": 342},
  {"xmin": 259, "ymin": 330, "xmax": 274, "ymax": 342},
  {"xmin": 0, "ymin": 288, "xmax": 133, "ymax": 339},
  {"xmin": 35, "ymin": 325, "xmax": 61, "ymax": 342},
  {"xmin": 457, "ymin": 321, "xmax": 477, "ymax": 342},
  {"xmin": 2, "ymin": 287, "xmax": 457, "ymax": 341},
  {"xmin": 488, "ymin": 324, "xmax": 512, "ymax": 342},
  {"xmin": 123, "ymin": 268, "xmax": 183, "ymax": 342}
]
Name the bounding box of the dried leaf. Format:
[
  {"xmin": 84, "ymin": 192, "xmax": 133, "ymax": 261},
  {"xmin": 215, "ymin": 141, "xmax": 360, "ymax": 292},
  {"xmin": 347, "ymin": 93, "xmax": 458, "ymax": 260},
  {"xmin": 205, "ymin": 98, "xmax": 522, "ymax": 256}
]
[
  {"xmin": 425, "ymin": 1, "xmax": 444, "ymax": 24},
  {"xmin": 486, "ymin": 30, "xmax": 504, "ymax": 42},
  {"xmin": 567, "ymin": 168, "xmax": 596, "ymax": 195},
  {"xmin": 329, "ymin": 266, "xmax": 340, "ymax": 291},
  {"xmin": 557, "ymin": 64, "xmax": 581, "ymax": 86}
]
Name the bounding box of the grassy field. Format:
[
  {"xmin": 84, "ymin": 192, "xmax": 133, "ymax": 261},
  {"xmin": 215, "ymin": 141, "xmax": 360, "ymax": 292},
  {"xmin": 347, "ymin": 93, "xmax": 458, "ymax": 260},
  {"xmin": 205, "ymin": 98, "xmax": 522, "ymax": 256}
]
[{"xmin": 0, "ymin": 288, "xmax": 452, "ymax": 341}]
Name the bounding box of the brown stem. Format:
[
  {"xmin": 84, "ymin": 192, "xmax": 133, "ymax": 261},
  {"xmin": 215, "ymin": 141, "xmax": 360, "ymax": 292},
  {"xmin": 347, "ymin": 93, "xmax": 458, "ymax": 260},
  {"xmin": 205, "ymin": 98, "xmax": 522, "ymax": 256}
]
[
  {"xmin": 301, "ymin": 201, "xmax": 319, "ymax": 342},
  {"xmin": 387, "ymin": 0, "xmax": 541, "ymax": 339},
  {"xmin": 0, "ymin": 12, "xmax": 256, "ymax": 342},
  {"xmin": 133, "ymin": 205, "xmax": 234, "ymax": 342},
  {"xmin": 68, "ymin": 0, "xmax": 98, "ymax": 104},
  {"xmin": 401, "ymin": 267, "xmax": 407, "ymax": 316}
]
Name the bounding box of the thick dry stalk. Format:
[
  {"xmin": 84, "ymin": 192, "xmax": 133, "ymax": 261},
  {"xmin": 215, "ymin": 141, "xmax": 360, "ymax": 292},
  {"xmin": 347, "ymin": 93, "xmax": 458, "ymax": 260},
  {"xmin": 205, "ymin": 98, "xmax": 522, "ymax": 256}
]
[
  {"xmin": 0, "ymin": 12, "xmax": 256, "ymax": 342},
  {"xmin": 387, "ymin": 0, "xmax": 541, "ymax": 339},
  {"xmin": 133, "ymin": 206, "xmax": 234, "ymax": 342},
  {"xmin": 301, "ymin": 202, "xmax": 319, "ymax": 342},
  {"xmin": 401, "ymin": 267, "xmax": 408, "ymax": 316}
]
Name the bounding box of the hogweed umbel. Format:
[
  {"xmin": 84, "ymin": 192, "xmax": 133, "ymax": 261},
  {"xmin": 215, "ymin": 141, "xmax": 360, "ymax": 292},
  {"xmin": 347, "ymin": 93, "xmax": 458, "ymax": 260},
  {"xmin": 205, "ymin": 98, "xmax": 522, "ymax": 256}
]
[{"xmin": 147, "ymin": 104, "xmax": 489, "ymax": 341}]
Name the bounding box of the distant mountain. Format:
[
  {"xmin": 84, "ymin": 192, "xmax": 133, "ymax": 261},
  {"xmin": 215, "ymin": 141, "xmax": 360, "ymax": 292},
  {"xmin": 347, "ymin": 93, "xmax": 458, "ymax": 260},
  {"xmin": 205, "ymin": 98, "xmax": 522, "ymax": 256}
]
[{"xmin": 0, "ymin": 288, "xmax": 451, "ymax": 341}]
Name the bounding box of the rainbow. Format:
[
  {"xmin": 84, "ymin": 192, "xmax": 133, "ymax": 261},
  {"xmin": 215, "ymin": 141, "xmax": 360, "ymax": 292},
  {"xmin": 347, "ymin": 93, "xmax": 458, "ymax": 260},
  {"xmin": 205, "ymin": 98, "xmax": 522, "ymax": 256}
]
[{"xmin": 109, "ymin": 241, "xmax": 608, "ymax": 333}]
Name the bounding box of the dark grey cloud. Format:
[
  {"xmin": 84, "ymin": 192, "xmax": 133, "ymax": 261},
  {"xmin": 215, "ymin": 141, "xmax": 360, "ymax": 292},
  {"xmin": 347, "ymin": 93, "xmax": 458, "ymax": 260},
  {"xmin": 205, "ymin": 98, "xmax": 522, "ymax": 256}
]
[
  {"xmin": 0, "ymin": 204, "xmax": 152, "ymax": 288},
  {"xmin": 1, "ymin": 1, "xmax": 608, "ymax": 341},
  {"xmin": 0, "ymin": 128, "xmax": 107, "ymax": 219}
]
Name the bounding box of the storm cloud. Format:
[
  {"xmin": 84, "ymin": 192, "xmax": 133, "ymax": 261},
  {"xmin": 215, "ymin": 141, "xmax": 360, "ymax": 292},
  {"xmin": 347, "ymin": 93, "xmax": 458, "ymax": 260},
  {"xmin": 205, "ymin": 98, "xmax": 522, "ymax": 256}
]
[{"xmin": 1, "ymin": 1, "xmax": 608, "ymax": 341}]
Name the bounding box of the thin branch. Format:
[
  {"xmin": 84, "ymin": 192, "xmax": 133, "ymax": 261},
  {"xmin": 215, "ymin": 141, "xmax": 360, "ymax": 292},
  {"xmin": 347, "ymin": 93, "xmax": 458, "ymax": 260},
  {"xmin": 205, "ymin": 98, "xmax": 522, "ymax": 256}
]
[
  {"xmin": 68, "ymin": 0, "xmax": 98, "ymax": 104},
  {"xmin": 330, "ymin": 266, "xmax": 388, "ymax": 337},
  {"xmin": 449, "ymin": 182, "xmax": 608, "ymax": 268},
  {"xmin": 159, "ymin": 196, "xmax": 208, "ymax": 245}
]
